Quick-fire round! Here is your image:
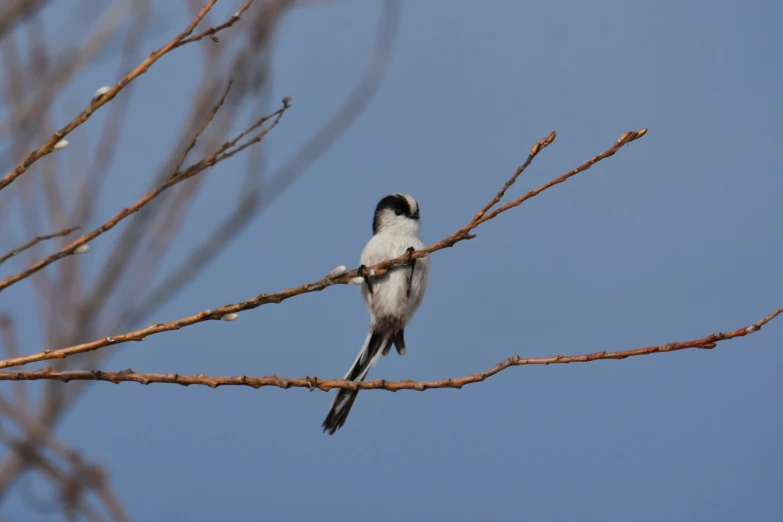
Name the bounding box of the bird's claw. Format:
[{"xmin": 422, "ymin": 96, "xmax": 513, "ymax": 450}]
[
  {"xmin": 359, "ymin": 264, "xmax": 373, "ymax": 295},
  {"xmin": 406, "ymin": 247, "xmax": 416, "ymax": 298}
]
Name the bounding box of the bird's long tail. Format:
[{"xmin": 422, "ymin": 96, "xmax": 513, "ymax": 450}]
[{"xmin": 322, "ymin": 330, "xmax": 393, "ymax": 435}]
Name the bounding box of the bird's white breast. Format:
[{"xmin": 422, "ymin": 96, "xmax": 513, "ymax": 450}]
[{"xmin": 359, "ymin": 232, "xmax": 429, "ymax": 330}]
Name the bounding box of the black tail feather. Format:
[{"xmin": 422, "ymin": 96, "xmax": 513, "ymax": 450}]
[
  {"xmin": 322, "ymin": 331, "xmax": 387, "ymax": 435},
  {"xmin": 393, "ymin": 329, "xmax": 406, "ymax": 356}
]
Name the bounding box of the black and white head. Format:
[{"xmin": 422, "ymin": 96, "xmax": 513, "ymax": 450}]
[{"xmin": 372, "ymin": 193, "xmax": 421, "ymax": 236}]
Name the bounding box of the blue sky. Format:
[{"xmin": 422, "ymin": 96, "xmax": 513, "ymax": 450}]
[{"xmin": 2, "ymin": 0, "xmax": 782, "ymax": 520}]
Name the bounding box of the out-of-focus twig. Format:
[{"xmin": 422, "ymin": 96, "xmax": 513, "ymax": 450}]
[
  {"xmin": 0, "ymin": 0, "xmax": 50, "ymax": 42},
  {"xmin": 172, "ymin": 80, "xmax": 234, "ymax": 175},
  {"xmin": 0, "ymin": 0, "xmax": 131, "ymax": 146},
  {"xmin": 0, "ymin": 396, "xmax": 131, "ymax": 521},
  {"xmin": 0, "ymin": 314, "xmax": 28, "ymax": 408}
]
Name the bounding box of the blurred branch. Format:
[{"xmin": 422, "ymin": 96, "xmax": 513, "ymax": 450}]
[
  {"xmin": 260, "ymin": 0, "xmax": 401, "ymax": 205},
  {"xmin": 0, "ymin": 0, "xmax": 244, "ymax": 194},
  {"xmin": 0, "ymin": 226, "xmax": 81, "ymax": 267},
  {"xmin": 0, "ymin": 0, "xmax": 131, "ymax": 146},
  {"xmin": 0, "ymin": 128, "xmax": 646, "ymax": 370},
  {"xmin": 0, "ymin": 0, "xmax": 50, "ymax": 42},
  {"xmin": 0, "ymin": 314, "xmax": 28, "ymax": 408},
  {"xmin": 0, "ymin": 397, "xmax": 130, "ymax": 521},
  {"xmin": 0, "ymin": 0, "xmax": 312, "ymax": 510},
  {"xmin": 0, "ymin": 96, "xmax": 291, "ymax": 295},
  {"xmin": 126, "ymin": 0, "xmax": 401, "ymax": 324},
  {"xmin": 0, "ymin": 302, "xmax": 776, "ymax": 391},
  {"xmin": 70, "ymin": 0, "xmax": 151, "ymax": 227}
]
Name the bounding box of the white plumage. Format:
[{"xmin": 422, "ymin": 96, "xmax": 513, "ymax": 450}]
[{"xmin": 322, "ymin": 193, "xmax": 430, "ymax": 435}]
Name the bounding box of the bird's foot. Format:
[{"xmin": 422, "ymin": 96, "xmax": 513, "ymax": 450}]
[
  {"xmin": 359, "ymin": 264, "xmax": 373, "ymax": 295},
  {"xmin": 405, "ymin": 247, "xmax": 416, "ymax": 298}
]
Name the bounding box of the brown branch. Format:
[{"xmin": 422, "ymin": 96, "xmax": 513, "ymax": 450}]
[
  {"xmin": 0, "ymin": 128, "xmax": 645, "ymax": 370},
  {"xmin": 0, "ymin": 303, "xmax": 776, "ymax": 391},
  {"xmin": 0, "ymin": 0, "xmax": 241, "ymax": 194},
  {"xmin": 0, "ymin": 98, "xmax": 290, "ymax": 296},
  {"xmin": 471, "ymin": 131, "xmax": 556, "ymax": 222},
  {"xmin": 172, "ymin": 80, "xmax": 234, "ymax": 175},
  {"xmin": 0, "ymin": 226, "xmax": 81, "ymax": 267},
  {"xmin": 177, "ymin": 0, "xmax": 256, "ymax": 46}
]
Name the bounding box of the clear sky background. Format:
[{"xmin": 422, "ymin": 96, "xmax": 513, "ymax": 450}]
[{"xmin": 3, "ymin": 0, "xmax": 783, "ymax": 520}]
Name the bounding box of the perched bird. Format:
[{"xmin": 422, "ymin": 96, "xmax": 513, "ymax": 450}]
[{"xmin": 322, "ymin": 193, "xmax": 430, "ymax": 435}]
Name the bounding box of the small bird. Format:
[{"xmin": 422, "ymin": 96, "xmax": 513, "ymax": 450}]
[{"xmin": 322, "ymin": 193, "xmax": 430, "ymax": 435}]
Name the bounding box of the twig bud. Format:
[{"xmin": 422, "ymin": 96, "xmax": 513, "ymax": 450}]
[
  {"xmin": 327, "ymin": 265, "xmax": 347, "ymax": 278},
  {"xmin": 530, "ymin": 142, "xmax": 541, "ymax": 156},
  {"xmin": 221, "ymin": 313, "xmax": 239, "ymax": 322},
  {"xmin": 53, "ymin": 140, "xmax": 69, "ymax": 151},
  {"xmin": 93, "ymin": 86, "xmax": 111, "ymax": 100}
]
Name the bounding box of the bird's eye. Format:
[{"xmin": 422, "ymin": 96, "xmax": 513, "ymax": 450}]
[{"xmin": 395, "ymin": 209, "xmax": 403, "ymax": 216}]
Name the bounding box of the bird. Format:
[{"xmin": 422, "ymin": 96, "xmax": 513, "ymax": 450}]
[{"xmin": 322, "ymin": 193, "xmax": 430, "ymax": 435}]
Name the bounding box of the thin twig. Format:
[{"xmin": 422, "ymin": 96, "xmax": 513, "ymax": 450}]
[
  {"xmin": 0, "ymin": 128, "xmax": 644, "ymax": 370},
  {"xmin": 471, "ymin": 131, "xmax": 556, "ymax": 223},
  {"xmin": 176, "ymin": 0, "xmax": 255, "ymax": 46},
  {"xmin": 0, "ymin": 314, "xmax": 28, "ymax": 407},
  {"xmin": 0, "ymin": 303, "xmax": 776, "ymax": 391},
  {"xmin": 0, "ymin": 226, "xmax": 81, "ymax": 266}
]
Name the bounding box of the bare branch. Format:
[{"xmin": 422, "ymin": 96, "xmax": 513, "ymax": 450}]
[
  {"xmin": 0, "ymin": 226, "xmax": 81, "ymax": 267},
  {"xmin": 0, "ymin": 128, "xmax": 645, "ymax": 370},
  {"xmin": 177, "ymin": 0, "xmax": 256, "ymax": 46},
  {"xmin": 0, "ymin": 302, "xmax": 776, "ymax": 391},
  {"xmin": 172, "ymin": 80, "xmax": 234, "ymax": 175}
]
